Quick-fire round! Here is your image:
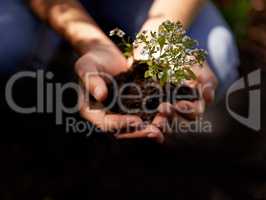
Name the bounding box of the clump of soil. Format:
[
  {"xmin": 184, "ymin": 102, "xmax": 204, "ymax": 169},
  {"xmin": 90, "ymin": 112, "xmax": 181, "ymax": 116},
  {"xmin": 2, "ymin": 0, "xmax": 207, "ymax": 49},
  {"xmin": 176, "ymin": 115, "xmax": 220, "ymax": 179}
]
[{"xmin": 99, "ymin": 61, "xmax": 199, "ymax": 122}]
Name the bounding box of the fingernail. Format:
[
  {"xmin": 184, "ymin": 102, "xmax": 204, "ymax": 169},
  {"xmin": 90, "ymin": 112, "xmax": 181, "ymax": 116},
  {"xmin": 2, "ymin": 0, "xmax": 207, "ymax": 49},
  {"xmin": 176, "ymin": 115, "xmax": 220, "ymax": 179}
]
[
  {"xmin": 176, "ymin": 103, "xmax": 191, "ymax": 114},
  {"xmin": 147, "ymin": 133, "xmax": 157, "ymax": 138},
  {"xmin": 129, "ymin": 120, "xmax": 143, "ymax": 129},
  {"xmin": 204, "ymin": 82, "xmax": 215, "ymax": 103},
  {"xmin": 199, "ymin": 100, "xmax": 205, "ymax": 114},
  {"xmin": 94, "ymin": 86, "xmax": 103, "ymax": 100}
]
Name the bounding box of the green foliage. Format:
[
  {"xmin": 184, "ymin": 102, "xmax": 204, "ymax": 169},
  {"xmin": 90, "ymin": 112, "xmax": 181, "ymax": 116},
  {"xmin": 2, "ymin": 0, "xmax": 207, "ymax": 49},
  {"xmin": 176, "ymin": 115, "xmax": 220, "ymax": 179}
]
[
  {"xmin": 110, "ymin": 20, "xmax": 207, "ymax": 86},
  {"xmin": 109, "ymin": 28, "xmax": 134, "ymax": 58},
  {"xmin": 214, "ymin": 0, "xmax": 251, "ymax": 42}
]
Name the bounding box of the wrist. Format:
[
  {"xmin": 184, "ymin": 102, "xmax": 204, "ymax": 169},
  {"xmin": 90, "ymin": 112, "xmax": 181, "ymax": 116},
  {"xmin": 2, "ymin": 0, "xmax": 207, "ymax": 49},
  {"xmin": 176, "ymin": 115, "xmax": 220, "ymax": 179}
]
[
  {"xmin": 30, "ymin": 0, "xmax": 113, "ymax": 55},
  {"xmin": 65, "ymin": 23, "xmax": 112, "ymax": 55},
  {"xmin": 140, "ymin": 16, "xmax": 168, "ymax": 32}
]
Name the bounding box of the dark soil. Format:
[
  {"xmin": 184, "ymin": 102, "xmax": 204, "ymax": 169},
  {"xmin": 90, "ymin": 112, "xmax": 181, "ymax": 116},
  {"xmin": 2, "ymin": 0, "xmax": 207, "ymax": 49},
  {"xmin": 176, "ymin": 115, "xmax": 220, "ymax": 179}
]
[{"xmin": 95, "ymin": 61, "xmax": 199, "ymax": 122}]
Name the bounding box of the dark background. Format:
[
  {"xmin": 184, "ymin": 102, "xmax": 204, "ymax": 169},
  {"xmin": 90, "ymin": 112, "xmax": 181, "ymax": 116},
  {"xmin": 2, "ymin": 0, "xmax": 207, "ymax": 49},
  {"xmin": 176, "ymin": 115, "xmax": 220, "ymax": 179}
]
[{"xmin": 0, "ymin": 1, "xmax": 265, "ymax": 199}]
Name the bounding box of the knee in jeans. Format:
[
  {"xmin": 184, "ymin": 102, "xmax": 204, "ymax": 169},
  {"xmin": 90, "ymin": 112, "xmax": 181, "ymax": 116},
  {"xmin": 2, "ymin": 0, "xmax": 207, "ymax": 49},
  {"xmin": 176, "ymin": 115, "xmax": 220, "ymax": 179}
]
[
  {"xmin": 207, "ymin": 26, "xmax": 239, "ymax": 81},
  {"xmin": 207, "ymin": 26, "xmax": 240, "ymax": 95}
]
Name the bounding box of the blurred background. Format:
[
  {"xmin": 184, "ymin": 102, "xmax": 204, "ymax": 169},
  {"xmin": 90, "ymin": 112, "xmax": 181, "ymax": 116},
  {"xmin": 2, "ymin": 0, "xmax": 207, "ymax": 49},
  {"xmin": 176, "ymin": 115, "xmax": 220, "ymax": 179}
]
[
  {"xmin": 0, "ymin": 0, "xmax": 265, "ymax": 200},
  {"xmin": 216, "ymin": 0, "xmax": 266, "ymax": 73}
]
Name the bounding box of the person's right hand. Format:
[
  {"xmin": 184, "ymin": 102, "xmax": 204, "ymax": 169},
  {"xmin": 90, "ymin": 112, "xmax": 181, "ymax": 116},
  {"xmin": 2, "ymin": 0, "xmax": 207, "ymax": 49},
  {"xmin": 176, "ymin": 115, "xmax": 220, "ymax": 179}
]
[{"xmin": 76, "ymin": 41, "xmax": 145, "ymax": 133}]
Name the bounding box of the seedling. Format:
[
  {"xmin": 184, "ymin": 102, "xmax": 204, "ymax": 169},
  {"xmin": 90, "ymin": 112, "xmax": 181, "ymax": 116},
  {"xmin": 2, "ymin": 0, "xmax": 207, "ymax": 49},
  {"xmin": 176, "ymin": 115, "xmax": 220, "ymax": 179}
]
[
  {"xmin": 92, "ymin": 20, "xmax": 210, "ymax": 122},
  {"xmin": 110, "ymin": 20, "xmax": 207, "ymax": 86}
]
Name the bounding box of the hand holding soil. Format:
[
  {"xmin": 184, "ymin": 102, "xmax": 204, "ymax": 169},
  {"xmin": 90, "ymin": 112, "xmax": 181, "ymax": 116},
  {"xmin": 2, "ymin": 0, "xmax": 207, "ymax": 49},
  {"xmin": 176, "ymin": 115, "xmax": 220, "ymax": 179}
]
[
  {"xmin": 75, "ymin": 41, "xmax": 166, "ymax": 143},
  {"xmin": 77, "ymin": 21, "xmax": 218, "ymax": 143},
  {"xmin": 75, "ymin": 41, "xmax": 144, "ymax": 132}
]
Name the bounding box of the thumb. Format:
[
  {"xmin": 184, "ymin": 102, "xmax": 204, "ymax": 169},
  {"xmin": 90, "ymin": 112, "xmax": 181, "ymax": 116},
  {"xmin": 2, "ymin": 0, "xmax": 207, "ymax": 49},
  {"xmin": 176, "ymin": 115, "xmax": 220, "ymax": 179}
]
[{"xmin": 83, "ymin": 73, "xmax": 108, "ymax": 102}]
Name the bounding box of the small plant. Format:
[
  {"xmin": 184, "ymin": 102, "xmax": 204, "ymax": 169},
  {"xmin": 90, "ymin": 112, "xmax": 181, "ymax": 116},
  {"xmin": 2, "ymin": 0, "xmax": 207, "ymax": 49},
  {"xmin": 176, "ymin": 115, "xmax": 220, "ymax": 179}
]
[
  {"xmin": 99, "ymin": 20, "xmax": 208, "ymax": 122},
  {"xmin": 110, "ymin": 20, "xmax": 207, "ymax": 86}
]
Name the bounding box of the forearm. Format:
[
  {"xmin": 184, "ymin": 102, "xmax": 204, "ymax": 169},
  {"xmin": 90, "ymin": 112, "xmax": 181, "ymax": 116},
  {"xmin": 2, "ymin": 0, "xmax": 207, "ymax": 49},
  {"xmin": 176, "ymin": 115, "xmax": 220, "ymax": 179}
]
[
  {"xmin": 28, "ymin": 0, "xmax": 112, "ymax": 54},
  {"xmin": 142, "ymin": 0, "xmax": 206, "ymax": 31}
]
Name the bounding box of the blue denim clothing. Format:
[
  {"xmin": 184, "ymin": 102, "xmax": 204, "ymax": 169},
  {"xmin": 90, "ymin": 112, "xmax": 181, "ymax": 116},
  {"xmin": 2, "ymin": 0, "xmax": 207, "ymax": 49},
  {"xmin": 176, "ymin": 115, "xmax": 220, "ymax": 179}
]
[
  {"xmin": 0, "ymin": 0, "xmax": 60, "ymax": 75},
  {"xmin": 0, "ymin": 0, "xmax": 39, "ymax": 74},
  {"xmin": 0, "ymin": 0, "xmax": 239, "ymax": 94},
  {"xmin": 188, "ymin": 3, "xmax": 239, "ymax": 94}
]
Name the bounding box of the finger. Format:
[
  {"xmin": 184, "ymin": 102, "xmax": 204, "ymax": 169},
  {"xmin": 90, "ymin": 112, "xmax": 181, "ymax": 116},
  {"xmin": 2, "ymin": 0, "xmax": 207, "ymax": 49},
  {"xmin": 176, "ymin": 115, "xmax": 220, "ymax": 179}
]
[
  {"xmin": 117, "ymin": 124, "xmax": 164, "ymax": 143},
  {"xmin": 192, "ymin": 63, "xmax": 218, "ymax": 104},
  {"xmin": 83, "ymin": 72, "xmax": 108, "ymax": 102},
  {"xmin": 79, "ymin": 90, "xmax": 143, "ymax": 131},
  {"xmin": 152, "ymin": 113, "xmax": 171, "ymax": 136},
  {"xmin": 80, "ymin": 106, "xmax": 143, "ymax": 132},
  {"xmin": 158, "ymin": 100, "xmax": 205, "ymax": 120},
  {"xmin": 75, "ymin": 58, "xmax": 108, "ymax": 102},
  {"xmin": 175, "ymin": 100, "xmax": 205, "ymax": 120},
  {"xmin": 152, "ymin": 112, "xmax": 192, "ymax": 138},
  {"xmin": 102, "ymin": 114, "xmax": 143, "ymax": 132},
  {"xmin": 200, "ymin": 80, "xmax": 216, "ymax": 105},
  {"xmin": 158, "ymin": 102, "xmax": 176, "ymax": 117},
  {"xmin": 183, "ymin": 79, "xmax": 198, "ymax": 89}
]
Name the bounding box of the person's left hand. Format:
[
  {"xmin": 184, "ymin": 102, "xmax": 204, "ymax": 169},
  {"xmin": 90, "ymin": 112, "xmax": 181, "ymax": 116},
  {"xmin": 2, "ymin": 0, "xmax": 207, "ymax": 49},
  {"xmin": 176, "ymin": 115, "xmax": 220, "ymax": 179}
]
[{"xmin": 116, "ymin": 62, "xmax": 218, "ymax": 143}]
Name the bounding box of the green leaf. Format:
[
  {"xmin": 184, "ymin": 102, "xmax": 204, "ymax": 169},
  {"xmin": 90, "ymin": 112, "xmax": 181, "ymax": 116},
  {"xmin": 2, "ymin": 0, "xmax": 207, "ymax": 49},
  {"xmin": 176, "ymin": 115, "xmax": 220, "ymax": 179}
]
[
  {"xmin": 158, "ymin": 36, "xmax": 166, "ymax": 49},
  {"xmin": 160, "ymin": 69, "xmax": 168, "ymax": 86},
  {"xmin": 184, "ymin": 67, "xmax": 197, "ymax": 80},
  {"xmin": 144, "ymin": 70, "xmax": 152, "ymax": 78},
  {"xmin": 150, "ymin": 31, "xmax": 156, "ymax": 38},
  {"xmin": 183, "ymin": 38, "xmax": 197, "ymax": 49},
  {"xmin": 112, "ymin": 20, "xmax": 208, "ymax": 86}
]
